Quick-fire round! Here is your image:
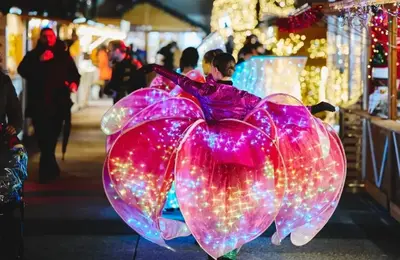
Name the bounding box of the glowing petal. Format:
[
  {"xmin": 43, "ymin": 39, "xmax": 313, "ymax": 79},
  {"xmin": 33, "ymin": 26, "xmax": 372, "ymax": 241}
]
[
  {"xmin": 175, "ymin": 119, "xmax": 285, "ymax": 259},
  {"xmin": 258, "ymin": 94, "xmax": 345, "ymax": 245},
  {"xmin": 106, "ymin": 118, "xmax": 195, "ymax": 247},
  {"xmin": 101, "ymin": 88, "xmax": 169, "ymax": 135},
  {"xmin": 122, "ymin": 97, "xmax": 204, "ymax": 132}
]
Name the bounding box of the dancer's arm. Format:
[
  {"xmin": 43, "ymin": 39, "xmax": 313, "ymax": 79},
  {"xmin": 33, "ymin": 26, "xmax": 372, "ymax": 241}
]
[{"xmin": 141, "ymin": 64, "xmax": 205, "ymax": 97}]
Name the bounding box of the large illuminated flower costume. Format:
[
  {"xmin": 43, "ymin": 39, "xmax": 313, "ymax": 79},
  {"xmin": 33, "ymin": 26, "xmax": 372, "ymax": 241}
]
[{"xmin": 101, "ymin": 65, "xmax": 346, "ymax": 259}]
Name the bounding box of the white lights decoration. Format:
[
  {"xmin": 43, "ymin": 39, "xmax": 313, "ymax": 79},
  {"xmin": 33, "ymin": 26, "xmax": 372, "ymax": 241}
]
[{"xmin": 232, "ymin": 56, "xmax": 307, "ymax": 100}]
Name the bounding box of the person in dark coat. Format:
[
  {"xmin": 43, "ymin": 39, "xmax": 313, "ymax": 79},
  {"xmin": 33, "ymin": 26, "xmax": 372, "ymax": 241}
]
[
  {"xmin": 157, "ymin": 42, "xmax": 178, "ymax": 70},
  {"xmin": 225, "ymin": 35, "xmax": 234, "ymax": 55},
  {"xmin": 0, "ymin": 70, "xmax": 23, "ymax": 136},
  {"xmin": 104, "ymin": 40, "xmax": 146, "ymax": 104},
  {"xmin": 18, "ymin": 28, "xmax": 80, "ymax": 183}
]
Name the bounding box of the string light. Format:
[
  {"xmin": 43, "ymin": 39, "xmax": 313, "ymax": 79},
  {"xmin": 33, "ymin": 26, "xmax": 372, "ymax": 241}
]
[
  {"xmin": 259, "ymin": 0, "xmax": 295, "ymax": 18},
  {"xmin": 308, "ymin": 39, "xmax": 327, "ymax": 59},
  {"xmin": 257, "ymin": 94, "xmax": 345, "ymax": 245},
  {"xmin": 300, "ymin": 66, "xmax": 323, "ymax": 105},
  {"xmin": 211, "ymin": 0, "xmax": 258, "ymax": 33},
  {"xmin": 268, "ymin": 33, "xmax": 306, "ymax": 56},
  {"xmin": 211, "ymin": 0, "xmax": 298, "ymax": 58}
]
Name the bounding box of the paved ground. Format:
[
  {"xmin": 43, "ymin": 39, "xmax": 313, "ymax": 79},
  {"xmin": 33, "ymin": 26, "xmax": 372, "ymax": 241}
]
[{"xmin": 14, "ymin": 100, "xmax": 400, "ymax": 260}]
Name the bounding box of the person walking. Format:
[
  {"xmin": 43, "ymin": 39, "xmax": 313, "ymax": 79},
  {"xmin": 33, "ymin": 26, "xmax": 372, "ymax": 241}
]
[
  {"xmin": 18, "ymin": 28, "xmax": 80, "ymax": 183},
  {"xmin": 104, "ymin": 40, "xmax": 146, "ymax": 104},
  {"xmin": 0, "ymin": 67, "xmax": 22, "ymax": 137}
]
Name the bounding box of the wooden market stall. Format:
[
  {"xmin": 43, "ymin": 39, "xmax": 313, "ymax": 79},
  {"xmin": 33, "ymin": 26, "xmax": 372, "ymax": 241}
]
[
  {"xmin": 323, "ymin": 0, "xmax": 400, "ymax": 222},
  {"xmin": 97, "ymin": 0, "xmax": 206, "ymax": 64}
]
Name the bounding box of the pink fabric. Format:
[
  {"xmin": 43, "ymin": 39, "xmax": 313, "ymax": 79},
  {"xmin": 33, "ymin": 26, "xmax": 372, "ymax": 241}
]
[
  {"xmin": 149, "ymin": 75, "xmax": 177, "ymax": 92},
  {"xmin": 257, "ymin": 94, "xmax": 346, "ymax": 246},
  {"xmin": 105, "ymin": 118, "xmax": 195, "ymax": 244},
  {"xmin": 101, "ymin": 88, "xmax": 170, "ymax": 135},
  {"xmin": 102, "ymin": 83, "xmax": 346, "ymax": 258},
  {"xmin": 287, "ymin": 120, "xmax": 346, "ymax": 246},
  {"xmin": 153, "ymin": 65, "xmax": 261, "ymax": 121},
  {"xmin": 175, "ymin": 119, "xmax": 285, "ymax": 258}
]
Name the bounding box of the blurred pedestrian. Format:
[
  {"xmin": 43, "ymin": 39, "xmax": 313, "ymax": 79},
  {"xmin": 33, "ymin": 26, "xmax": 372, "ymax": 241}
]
[
  {"xmin": 104, "ymin": 40, "xmax": 146, "ymax": 104},
  {"xmin": 0, "ymin": 49, "xmax": 22, "ymax": 136},
  {"xmin": 18, "ymin": 28, "xmax": 80, "ymax": 183},
  {"xmin": 157, "ymin": 42, "xmax": 178, "ymax": 70}
]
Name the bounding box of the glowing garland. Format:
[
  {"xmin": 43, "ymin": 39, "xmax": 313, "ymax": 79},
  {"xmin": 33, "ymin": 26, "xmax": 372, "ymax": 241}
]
[
  {"xmin": 308, "ymin": 39, "xmax": 327, "ymax": 59},
  {"xmin": 259, "ymin": 0, "xmax": 295, "ymax": 17},
  {"xmin": 210, "ymin": 0, "xmax": 258, "ymax": 32},
  {"xmin": 300, "ymin": 66, "xmax": 323, "ymax": 105},
  {"xmin": 211, "ymin": 0, "xmax": 298, "ymax": 57},
  {"xmin": 267, "ymin": 33, "xmax": 306, "ymax": 56}
]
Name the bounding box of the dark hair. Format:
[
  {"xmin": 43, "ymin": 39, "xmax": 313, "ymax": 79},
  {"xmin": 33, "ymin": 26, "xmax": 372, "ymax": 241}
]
[
  {"xmin": 179, "ymin": 47, "xmax": 199, "ymax": 72},
  {"xmin": 212, "ymin": 53, "xmax": 236, "ymax": 77},
  {"xmin": 203, "ymin": 49, "xmax": 224, "ymax": 64},
  {"xmin": 109, "ymin": 40, "xmax": 127, "ymax": 52},
  {"xmin": 242, "ymin": 46, "xmax": 255, "ymax": 56},
  {"xmin": 40, "ymin": 27, "xmax": 55, "ymax": 36}
]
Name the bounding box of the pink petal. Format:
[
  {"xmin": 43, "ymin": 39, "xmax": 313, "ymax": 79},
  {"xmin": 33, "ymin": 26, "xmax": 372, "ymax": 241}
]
[
  {"xmin": 259, "ymin": 94, "xmax": 345, "ymax": 245},
  {"xmin": 150, "ymin": 75, "xmax": 177, "ymax": 92},
  {"xmin": 103, "ymin": 159, "xmax": 172, "ymax": 248},
  {"xmin": 106, "ymin": 118, "xmax": 195, "ymax": 248},
  {"xmin": 122, "ymin": 97, "xmax": 204, "ymax": 132},
  {"xmin": 175, "ymin": 119, "xmax": 285, "ymax": 259},
  {"xmin": 245, "ymin": 108, "xmax": 277, "ymax": 141},
  {"xmin": 101, "ymin": 88, "xmax": 169, "ymax": 135},
  {"xmin": 289, "ymin": 121, "xmax": 347, "ymax": 246}
]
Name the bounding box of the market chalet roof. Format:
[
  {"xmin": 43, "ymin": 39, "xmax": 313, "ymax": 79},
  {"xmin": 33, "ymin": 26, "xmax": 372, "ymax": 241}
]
[
  {"xmin": 0, "ymin": 0, "xmax": 213, "ymax": 31},
  {"xmin": 97, "ymin": 0, "xmax": 213, "ymax": 32},
  {"xmin": 0, "ymin": 0, "xmax": 336, "ymax": 30}
]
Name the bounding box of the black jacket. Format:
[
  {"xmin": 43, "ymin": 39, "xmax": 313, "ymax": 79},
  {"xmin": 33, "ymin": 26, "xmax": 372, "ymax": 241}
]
[
  {"xmin": 104, "ymin": 55, "xmax": 146, "ymax": 102},
  {"xmin": 18, "ymin": 40, "xmax": 80, "ymax": 117},
  {"xmin": 0, "ymin": 71, "xmax": 23, "ymax": 132}
]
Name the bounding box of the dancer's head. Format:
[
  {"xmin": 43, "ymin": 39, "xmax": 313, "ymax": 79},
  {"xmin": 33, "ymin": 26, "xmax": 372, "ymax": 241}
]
[
  {"xmin": 211, "ymin": 53, "xmax": 236, "ymax": 81},
  {"xmin": 202, "ymin": 49, "xmax": 224, "ymax": 75},
  {"xmin": 179, "ymin": 47, "xmax": 199, "ymax": 73},
  {"xmin": 108, "ymin": 40, "xmax": 127, "ymax": 62},
  {"xmin": 241, "ymin": 46, "xmax": 255, "ymax": 61}
]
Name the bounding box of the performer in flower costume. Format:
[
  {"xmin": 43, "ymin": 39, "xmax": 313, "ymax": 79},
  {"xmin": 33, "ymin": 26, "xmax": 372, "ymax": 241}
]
[
  {"xmin": 150, "ymin": 47, "xmax": 205, "ymax": 211},
  {"xmin": 101, "ymin": 53, "xmax": 346, "ymax": 259}
]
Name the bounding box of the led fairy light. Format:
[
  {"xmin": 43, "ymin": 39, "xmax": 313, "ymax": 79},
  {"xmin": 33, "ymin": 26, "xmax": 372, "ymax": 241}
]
[
  {"xmin": 300, "ymin": 66, "xmax": 323, "ymax": 105},
  {"xmin": 257, "ymin": 94, "xmax": 345, "ymax": 245},
  {"xmin": 259, "ymin": 0, "xmax": 296, "ymax": 18},
  {"xmin": 308, "ymin": 39, "xmax": 327, "ymax": 59},
  {"xmin": 325, "ymin": 15, "xmax": 361, "ymax": 107},
  {"xmin": 269, "ymin": 34, "xmax": 306, "ymax": 56},
  {"xmin": 211, "ymin": 0, "xmax": 258, "ymax": 33},
  {"xmin": 102, "ymin": 82, "xmax": 345, "ymax": 257},
  {"xmin": 175, "ymin": 119, "xmax": 286, "ymax": 258}
]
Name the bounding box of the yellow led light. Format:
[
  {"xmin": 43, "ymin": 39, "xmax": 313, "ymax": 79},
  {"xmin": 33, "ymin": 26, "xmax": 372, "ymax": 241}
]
[{"xmin": 308, "ymin": 39, "xmax": 328, "ymax": 59}]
